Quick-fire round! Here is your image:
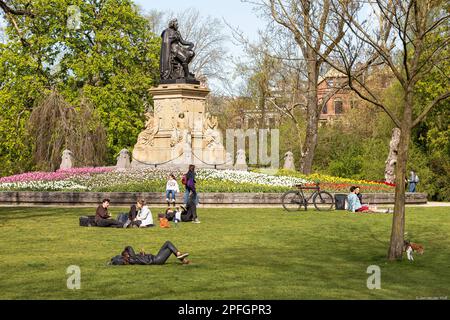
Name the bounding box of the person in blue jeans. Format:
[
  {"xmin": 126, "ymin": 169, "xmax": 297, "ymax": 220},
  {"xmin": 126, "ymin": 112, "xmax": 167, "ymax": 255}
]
[
  {"xmin": 183, "ymin": 164, "xmax": 199, "ymax": 205},
  {"xmin": 408, "ymin": 170, "xmax": 419, "ymax": 192},
  {"xmin": 166, "ymin": 174, "xmax": 180, "ymax": 207}
]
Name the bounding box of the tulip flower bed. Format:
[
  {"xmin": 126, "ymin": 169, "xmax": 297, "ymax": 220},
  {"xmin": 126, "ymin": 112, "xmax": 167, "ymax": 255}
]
[{"xmin": 0, "ymin": 167, "xmax": 395, "ymax": 193}]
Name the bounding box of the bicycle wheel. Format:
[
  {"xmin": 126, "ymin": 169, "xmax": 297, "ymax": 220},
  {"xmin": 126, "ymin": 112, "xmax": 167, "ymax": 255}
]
[
  {"xmin": 282, "ymin": 191, "xmax": 305, "ymax": 211},
  {"xmin": 313, "ymin": 191, "xmax": 334, "ymax": 211}
]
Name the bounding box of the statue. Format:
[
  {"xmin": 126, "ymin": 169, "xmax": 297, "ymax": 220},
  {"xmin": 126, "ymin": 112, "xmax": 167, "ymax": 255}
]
[
  {"xmin": 60, "ymin": 149, "xmax": 74, "ymax": 170},
  {"xmin": 384, "ymin": 127, "xmax": 401, "ymax": 184},
  {"xmin": 116, "ymin": 149, "xmax": 131, "ymax": 170},
  {"xmin": 170, "ymin": 112, "xmax": 189, "ymax": 147},
  {"xmin": 234, "ymin": 149, "xmax": 248, "ymax": 171},
  {"xmin": 283, "ymin": 151, "xmax": 296, "ymax": 171},
  {"xmin": 203, "ymin": 113, "xmax": 221, "ymax": 148},
  {"xmin": 137, "ymin": 113, "xmax": 159, "ymax": 147},
  {"xmin": 160, "ymin": 19, "xmax": 198, "ymax": 84}
]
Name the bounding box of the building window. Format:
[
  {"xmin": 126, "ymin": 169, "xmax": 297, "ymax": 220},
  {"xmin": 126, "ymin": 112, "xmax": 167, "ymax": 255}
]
[
  {"xmin": 322, "ymin": 104, "xmax": 328, "ymax": 114},
  {"xmin": 334, "ymin": 100, "xmax": 343, "ymax": 114}
]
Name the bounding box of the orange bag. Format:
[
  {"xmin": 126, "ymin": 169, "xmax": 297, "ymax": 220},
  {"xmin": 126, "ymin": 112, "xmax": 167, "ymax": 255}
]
[{"xmin": 159, "ymin": 218, "xmax": 170, "ymax": 228}]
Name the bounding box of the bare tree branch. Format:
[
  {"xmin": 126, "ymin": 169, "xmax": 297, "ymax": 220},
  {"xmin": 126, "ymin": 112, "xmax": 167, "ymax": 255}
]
[{"xmin": 412, "ymin": 91, "xmax": 450, "ymax": 127}]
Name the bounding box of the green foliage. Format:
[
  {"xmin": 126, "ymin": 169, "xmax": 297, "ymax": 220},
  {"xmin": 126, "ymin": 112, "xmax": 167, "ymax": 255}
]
[{"xmin": 0, "ymin": 0, "xmax": 160, "ymax": 176}]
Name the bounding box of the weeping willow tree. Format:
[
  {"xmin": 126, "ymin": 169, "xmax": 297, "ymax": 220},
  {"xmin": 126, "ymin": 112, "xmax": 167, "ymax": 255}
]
[{"xmin": 28, "ymin": 90, "xmax": 107, "ymax": 171}]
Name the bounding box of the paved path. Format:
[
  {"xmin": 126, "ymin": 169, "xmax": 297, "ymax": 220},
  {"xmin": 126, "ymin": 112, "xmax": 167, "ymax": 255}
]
[{"xmin": 406, "ymin": 202, "xmax": 450, "ymax": 207}]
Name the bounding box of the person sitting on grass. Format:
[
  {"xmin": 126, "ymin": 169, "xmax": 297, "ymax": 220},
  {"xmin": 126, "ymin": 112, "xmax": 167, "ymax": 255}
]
[
  {"xmin": 347, "ymin": 186, "xmax": 391, "ymax": 213},
  {"xmin": 123, "ymin": 199, "xmax": 154, "ymax": 228},
  {"xmin": 95, "ymin": 199, "xmax": 124, "ymax": 228},
  {"xmin": 109, "ymin": 241, "xmax": 190, "ymax": 265},
  {"xmin": 355, "ymin": 186, "xmax": 363, "ymax": 204},
  {"xmin": 166, "ymin": 174, "xmax": 180, "ymax": 207}
]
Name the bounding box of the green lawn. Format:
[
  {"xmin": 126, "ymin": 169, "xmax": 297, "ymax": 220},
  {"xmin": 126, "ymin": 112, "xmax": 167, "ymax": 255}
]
[{"xmin": 0, "ymin": 206, "xmax": 449, "ymax": 299}]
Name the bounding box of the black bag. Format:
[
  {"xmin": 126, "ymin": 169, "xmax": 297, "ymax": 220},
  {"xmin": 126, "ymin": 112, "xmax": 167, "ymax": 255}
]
[
  {"xmin": 334, "ymin": 194, "xmax": 347, "ymax": 210},
  {"xmin": 116, "ymin": 213, "xmax": 129, "ymax": 224},
  {"xmin": 79, "ymin": 215, "xmax": 97, "ymax": 227}
]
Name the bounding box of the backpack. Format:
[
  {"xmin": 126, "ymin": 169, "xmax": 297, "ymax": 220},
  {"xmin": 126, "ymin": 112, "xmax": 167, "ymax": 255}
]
[
  {"xmin": 159, "ymin": 218, "xmax": 170, "ymax": 228},
  {"xmin": 181, "ymin": 174, "xmax": 187, "ymax": 185}
]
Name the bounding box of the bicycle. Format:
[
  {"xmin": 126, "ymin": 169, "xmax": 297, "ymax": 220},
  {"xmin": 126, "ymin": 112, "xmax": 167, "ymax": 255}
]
[{"xmin": 282, "ymin": 182, "xmax": 334, "ymax": 211}]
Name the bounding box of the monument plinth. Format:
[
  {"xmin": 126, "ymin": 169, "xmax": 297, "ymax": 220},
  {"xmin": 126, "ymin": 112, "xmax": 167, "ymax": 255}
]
[{"xmin": 131, "ymin": 83, "xmax": 230, "ymax": 169}]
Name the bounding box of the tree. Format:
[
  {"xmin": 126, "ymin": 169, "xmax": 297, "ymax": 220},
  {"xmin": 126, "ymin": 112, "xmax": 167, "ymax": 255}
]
[
  {"xmin": 0, "ymin": 0, "xmax": 160, "ymax": 175},
  {"xmin": 28, "ymin": 90, "xmax": 107, "ymax": 170},
  {"xmin": 297, "ymin": 0, "xmax": 449, "ymax": 260},
  {"xmin": 0, "ymin": 0, "xmax": 35, "ymax": 46},
  {"xmin": 249, "ymin": 0, "xmax": 349, "ymax": 174}
]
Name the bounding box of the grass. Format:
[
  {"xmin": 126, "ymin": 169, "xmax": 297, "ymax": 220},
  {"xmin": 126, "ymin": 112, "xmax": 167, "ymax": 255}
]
[{"xmin": 0, "ymin": 206, "xmax": 449, "ymax": 299}]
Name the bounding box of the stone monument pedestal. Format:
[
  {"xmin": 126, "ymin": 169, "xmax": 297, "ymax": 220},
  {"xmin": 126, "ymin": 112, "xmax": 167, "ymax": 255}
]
[{"xmin": 131, "ymin": 83, "xmax": 230, "ymax": 169}]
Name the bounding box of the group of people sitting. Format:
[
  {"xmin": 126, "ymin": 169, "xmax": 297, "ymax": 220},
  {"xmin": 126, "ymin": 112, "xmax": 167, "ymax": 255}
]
[
  {"xmin": 94, "ymin": 191, "xmax": 200, "ymax": 228},
  {"xmin": 347, "ymin": 186, "xmax": 391, "ymax": 213},
  {"xmin": 94, "ymin": 166, "xmax": 201, "ymax": 228}
]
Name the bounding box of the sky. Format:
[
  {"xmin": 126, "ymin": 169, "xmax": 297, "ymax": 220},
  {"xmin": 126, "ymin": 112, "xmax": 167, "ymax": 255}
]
[{"xmin": 134, "ymin": 0, "xmax": 263, "ymax": 43}]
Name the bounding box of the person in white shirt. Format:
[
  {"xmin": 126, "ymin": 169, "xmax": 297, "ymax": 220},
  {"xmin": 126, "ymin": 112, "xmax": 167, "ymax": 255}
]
[
  {"xmin": 123, "ymin": 199, "xmax": 154, "ymax": 228},
  {"xmin": 166, "ymin": 174, "xmax": 180, "ymax": 207}
]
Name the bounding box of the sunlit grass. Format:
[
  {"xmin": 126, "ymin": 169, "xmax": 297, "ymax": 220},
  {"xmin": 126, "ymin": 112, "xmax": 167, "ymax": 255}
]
[{"xmin": 0, "ymin": 206, "xmax": 448, "ymax": 299}]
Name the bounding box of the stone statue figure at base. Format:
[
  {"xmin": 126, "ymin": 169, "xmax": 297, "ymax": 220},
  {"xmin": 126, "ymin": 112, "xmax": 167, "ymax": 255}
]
[
  {"xmin": 160, "ymin": 19, "xmax": 199, "ymax": 84},
  {"xmin": 203, "ymin": 113, "xmax": 221, "ymax": 148},
  {"xmin": 136, "ymin": 113, "xmax": 159, "ymax": 147},
  {"xmin": 60, "ymin": 149, "xmax": 74, "ymax": 170}
]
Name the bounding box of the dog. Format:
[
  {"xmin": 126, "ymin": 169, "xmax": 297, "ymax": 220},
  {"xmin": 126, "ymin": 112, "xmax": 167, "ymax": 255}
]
[{"xmin": 403, "ymin": 240, "xmax": 424, "ymax": 261}]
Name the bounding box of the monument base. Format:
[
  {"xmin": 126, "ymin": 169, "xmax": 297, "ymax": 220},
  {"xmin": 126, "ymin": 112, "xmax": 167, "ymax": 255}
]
[
  {"xmin": 160, "ymin": 78, "xmax": 200, "ymax": 85},
  {"xmin": 131, "ymin": 83, "xmax": 232, "ymax": 170}
]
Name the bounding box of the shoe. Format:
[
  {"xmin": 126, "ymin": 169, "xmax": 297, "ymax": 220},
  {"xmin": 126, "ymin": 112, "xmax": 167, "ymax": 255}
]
[
  {"xmin": 177, "ymin": 252, "xmax": 189, "ymax": 260},
  {"xmin": 123, "ymin": 220, "xmax": 131, "ymax": 228},
  {"xmin": 192, "ymin": 219, "xmax": 201, "ymax": 224},
  {"xmin": 182, "ymin": 259, "xmax": 190, "ymax": 265}
]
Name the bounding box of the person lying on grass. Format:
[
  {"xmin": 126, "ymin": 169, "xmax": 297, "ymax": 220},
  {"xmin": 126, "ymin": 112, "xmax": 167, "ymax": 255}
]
[
  {"xmin": 109, "ymin": 241, "xmax": 190, "ymax": 265},
  {"xmin": 347, "ymin": 186, "xmax": 391, "ymax": 213}
]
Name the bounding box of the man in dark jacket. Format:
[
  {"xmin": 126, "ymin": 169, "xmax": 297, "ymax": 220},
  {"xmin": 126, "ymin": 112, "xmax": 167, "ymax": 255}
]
[
  {"xmin": 109, "ymin": 241, "xmax": 190, "ymax": 265},
  {"xmin": 95, "ymin": 199, "xmax": 124, "ymax": 228}
]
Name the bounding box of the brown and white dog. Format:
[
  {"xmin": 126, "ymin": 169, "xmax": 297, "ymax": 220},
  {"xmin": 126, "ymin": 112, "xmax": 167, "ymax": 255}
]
[{"xmin": 404, "ymin": 241, "xmax": 424, "ymax": 261}]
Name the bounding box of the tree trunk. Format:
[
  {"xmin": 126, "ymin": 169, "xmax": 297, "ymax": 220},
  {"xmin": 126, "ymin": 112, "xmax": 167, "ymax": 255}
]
[
  {"xmin": 384, "ymin": 127, "xmax": 401, "ymax": 183},
  {"xmin": 300, "ymin": 58, "xmax": 319, "ymax": 175},
  {"xmin": 388, "ymin": 95, "xmax": 413, "ymax": 261}
]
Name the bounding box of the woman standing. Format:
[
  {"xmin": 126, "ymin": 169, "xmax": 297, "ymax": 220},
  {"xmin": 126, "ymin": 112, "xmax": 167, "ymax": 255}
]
[{"xmin": 183, "ymin": 164, "xmax": 199, "ymax": 205}]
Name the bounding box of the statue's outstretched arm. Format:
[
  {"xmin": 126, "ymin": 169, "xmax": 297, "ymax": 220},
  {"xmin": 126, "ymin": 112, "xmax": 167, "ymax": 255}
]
[{"xmin": 178, "ymin": 36, "xmax": 194, "ymax": 49}]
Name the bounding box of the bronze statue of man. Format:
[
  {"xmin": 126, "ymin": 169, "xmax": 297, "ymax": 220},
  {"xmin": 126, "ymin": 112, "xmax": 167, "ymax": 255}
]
[{"xmin": 160, "ymin": 19, "xmax": 198, "ymax": 83}]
